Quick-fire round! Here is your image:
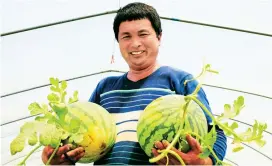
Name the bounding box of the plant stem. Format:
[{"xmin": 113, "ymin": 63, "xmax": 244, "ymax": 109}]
[
  {"xmin": 18, "ymin": 144, "xmax": 43, "ymax": 165},
  {"xmin": 46, "ymin": 141, "xmax": 61, "ymax": 165},
  {"xmin": 149, "ymin": 99, "xmax": 191, "ymax": 164},
  {"xmin": 149, "ymin": 64, "xmax": 221, "ymax": 165},
  {"xmin": 149, "ymin": 128, "xmax": 184, "ymax": 163},
  {"xmin": 157, "ymin": 149, "xmax": 186, "ymax": 165},
  {"xmin": 185, "ymin": 96, "xmax": 243, "ymax": 140},
  {"xmin": 185, "ymin": 95, "xmax": 263, "ymax": 164},
  {"xmin": 188, "ymin": 131, "xmax": 221, "ymax": 164},
  {"xmin": 165, "ymin": 152, "xmax": 169, "ymax": 166},
  {"xmin": 167, "ymin": 149, "xmax": 186, "ymax": 165},
  {"xmin": 184, "ymin": 66, "xmax": 206, "ymax": 86},
  {"xmin": 184, "ymin": 64, "xmax": 218, "ymax": 86}
]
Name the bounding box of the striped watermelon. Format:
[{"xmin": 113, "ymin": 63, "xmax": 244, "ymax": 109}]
[
  {"xmin": 137, "ymin": 94, "xmax": 208, "ymax": 157},
  {"xmin": 65, "ymin": 101, "xmax": 117, "ymax": 163}
]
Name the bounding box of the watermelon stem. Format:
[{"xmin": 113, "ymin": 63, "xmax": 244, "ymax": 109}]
[
  {"xmin": 165, "ymin": 152, "xmax": 169, "ymax": 165},
  {"xmin": 149, "ymin": 64, "xmax": 220, "ymax": 165},
  {"xmin": 185, "ymin": 95, "xmax": 250, "ymax": 165},
  {"xmin": 187, "ymin": 131, "xmax": 222, "ymax": 164},
  {"xmin": 185, "ymin": 96, "xmax": 222, "ymax": 161},
  {"xmin": 184, "ymin": 64, "xmax": 218, "ymax": 87},
  {"xmin": 186, "ymin": 95, "xmax": 247, "ymax": 143},
  {"xmin": 46, "ymin": 140, "xmax": 61, "ymax": 165},
  {"xmin": 149, "ymin": 128, "xmax": 186, "ymax": 164},
  {"xmin": 18, "ymin": 144, "xmax": 43, "ymax": 165},
  {"xmin": 149, "ymin": 100, "xmax": 191, "ymax": 165},
  {"xmin": 157, "ymin": 149, "xmax": 185, "ymax": 165}
]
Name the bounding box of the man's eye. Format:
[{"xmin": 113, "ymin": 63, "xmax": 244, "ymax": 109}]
[
  {"xmin": 122, "ymin": 36, "xmax": 130, "ymax": 39},
  {"xmin": 140, "ymin": 34, "xmax": 148, "ymax": 36}
]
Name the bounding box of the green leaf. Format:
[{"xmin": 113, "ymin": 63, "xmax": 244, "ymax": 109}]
[
  {"xmin": 9, "ymin": 77, "xmax": 86, "ymax": 165},
  {"xmin": 42, "ymin": 104, "xmax": 50, "ymax": 111},
  {"xmin": 51, "ymin": 103, "xmax": 68, "ymax": 122},
  {"xmin": 73, "ymin": 91, "xmax": 78, "ymax": 100},
  {"xmin": 238, "ymin": 128, "xmax": 252, "ymax": 139},
  {"xmin": 224, "ymin": 104, "xmax": 231, "ymax": 112},
  {"xmin": 221, "ymin": 161, "xmax": 233, "ymax": 166},
  {"xmin": 28, "ymin": 102, "xmax": 43, "ymax": 115},
  {"xmin": 69, "ymin": 118, "xmax": 81, "ymax": 133},
  {"xmin": 20, "ymin": 122, "xmax": 36, "ymax": 136},
  {"xmin": 177, "ymin": 138, "xmax": 190, "ymax": 152},
  {"xmin": 255, "ymin": 139, "xmax": 266, "ymax": 147},
  {"xmin": 51, "ymin": 136, "xmax": 61, "ymax": 148},
  {"xmin": 61, "ymin": 91, "xmax": 67, "ymax": 103},
  {"xmin": 47, "ymin": 119, "xmax": 57, "ymax": 125},
  {"xmin": 61, "ymin": 81, "xmax": 67, "ymax": 91},
  {"xmin": 71, "ymin": 134, "xmax": 84, "ymax": 144},
  {"xmin": 60, "ymin": 131, "xmax": 70, "ymax": 140},
  {"xmin": 35, "ymin": 116, "xmax": 47, "ymax": 122},
  {"xmin": 203, "ymin": 126, "xmax": 217, "ymax": 147},
  {"xmin": 230, "ymin": 122, "xmax": 238, "ymax": 131},
  {"xmin": 47, "ymin": 93, "xmax": 60, "ymax": 103},
  {"xmin": 233, "ymin": 96, "xmax": 244, "ymax": 115},
  {"xmin": 39, "ymin": 134, "xmax": 50, "ymax": 146},
  {"xmin": 252, "ymin": 120, "xmax": 258, "ymax": 137},
  {"xmin": 49, "ymin": 77, "xmax": 59, "ymax": 86},
  {"xmin": 236, "ymin": 96, "xmax": 244, "ymax": 107},
  {"xmin": 10, "ymin": 134, "xmax": 26, "ymax": 155},
  {"xmin": 205, "ymin": 64, "xmax": 211, "ymax": 69},
  {"xmin": 222, "ymin": 122, "xmax": 232, "ymax": 136},
  {"xmin": 223, "ymin": 104, "xmax": 235, "ymax": 118},
  {"xmin": 11, "ymin": 121, "xmax": 46, "ymax": 155},
  {"xmin": 28, "ymin": 132, "xmax": 38, "ymax": 146},
  {"xmin": 68, "ymin": 91, "xmax": 79, "ymax": 104},
  {"xmin": 232, "ymin": 144, "xmax": 244, "ymax": 152},
  {"xmin": 257, "ymin": 122, "xmax": 267, "ymax": 136},
  {"xmin": 198, "ymin": 148, "xmax": 210, "ymax": 158},
  {"xmin": 50, "ymin": 86, "xmax": 59, "ymax": 92},
  {"xmin": 39, "ymin": 124, "xmax": 62, "ymax": 148},
  {"xmin": 217, "ymin": 96, "xmax": 245, "ymax": 121}
]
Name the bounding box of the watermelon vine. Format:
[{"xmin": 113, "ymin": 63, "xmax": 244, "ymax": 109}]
[
  {"xmin": 9, "ymin": 78, "xmax": 117, "ymax": 165},
  {"xmin": 139, "ymin": 64, "xmax": 267, "ymax": 165}
]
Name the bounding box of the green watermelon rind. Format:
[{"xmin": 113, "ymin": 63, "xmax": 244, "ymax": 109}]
[{"xmin": 137, "ymin": 95, "xmax": 208, "ymax": 157}]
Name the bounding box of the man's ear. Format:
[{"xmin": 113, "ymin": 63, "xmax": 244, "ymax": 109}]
[
  {"xmin": 157, "ymin": 32, "xmax": 162, "ymax": 41},
  {"xmin": 157, "ymin": 33, "xmax": 162, "ymax": 46}
]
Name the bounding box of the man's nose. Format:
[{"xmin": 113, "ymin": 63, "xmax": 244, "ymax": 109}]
[{"xmin": 131, "ymin": 38, "xmax": 142, "ymax": 48}]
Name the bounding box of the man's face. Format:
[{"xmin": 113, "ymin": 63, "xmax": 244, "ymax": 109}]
[{"xmin": 118, "ymin": 19, "xmax": 161, "ymax": 70}]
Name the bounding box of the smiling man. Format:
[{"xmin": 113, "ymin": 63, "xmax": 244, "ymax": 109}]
[
  {"xmin": 42, "ymin": 2, "xmax": 227, "ymax": 165},
  {"xmin": 117, "ymin": 18, "xmax": 161, "ymax": 80}
]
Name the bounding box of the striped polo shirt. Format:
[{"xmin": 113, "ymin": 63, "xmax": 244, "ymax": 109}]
[{"xmin": 89, "ymin": 66, "xmax": 226, "ymax": 165}]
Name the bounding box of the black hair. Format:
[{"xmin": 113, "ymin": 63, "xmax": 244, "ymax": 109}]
[{"xmin": 113, "ymin": 2, "xmax": 162, "ymax": 41}]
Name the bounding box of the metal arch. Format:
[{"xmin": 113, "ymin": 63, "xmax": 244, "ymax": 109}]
[
  {"xmin": 1, "ymin": 10, "xmax": 272, "ymax": 37},
  {"xmin": 1, "ymin": 70, "xmax": 272, "ymax": 99}
]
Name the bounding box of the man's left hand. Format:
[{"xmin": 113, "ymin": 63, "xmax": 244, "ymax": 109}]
[{"xmin": 152, "ymin": 134, "xmax": 213, "ymax": 165}]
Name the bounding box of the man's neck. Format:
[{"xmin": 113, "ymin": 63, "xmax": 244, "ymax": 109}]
[{"xmin": 127, "ymin": 62, "xmax": 160, "ymax": 82}]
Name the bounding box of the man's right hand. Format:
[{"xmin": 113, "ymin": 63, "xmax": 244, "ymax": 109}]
[{"xmin": 42, "ymin": 144, "xmax": 85, "ymax": 165}]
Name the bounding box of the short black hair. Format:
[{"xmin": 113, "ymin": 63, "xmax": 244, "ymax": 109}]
[{"xmin": 113, "ymin": 2, "xmax": 162, "ymax": 41}]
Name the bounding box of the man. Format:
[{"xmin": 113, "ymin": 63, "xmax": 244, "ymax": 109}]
[{"xmin": 42, "ymin": 2, "xmax": 227, "ymax": 165}]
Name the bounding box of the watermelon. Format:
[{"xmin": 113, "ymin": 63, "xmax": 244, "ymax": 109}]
[
  {"xmin": 9, "ymin": 78, "xmax": 117, "ymax": 165},
  {"xmin": 63, "ymin": 101, "xmax": 117, "ymax": 163},
  {"xmin": 9, "ymin": 101, "xmax": 116, "ymax": 164},
  {"xmin": 137, "ymin": 94, "xmax": 208, "ymax": 157}
]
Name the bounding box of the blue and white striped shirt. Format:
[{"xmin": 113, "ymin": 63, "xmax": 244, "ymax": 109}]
[{"xmin": 89, "ymin": 66, "xmax": 227, "ymax": 165}]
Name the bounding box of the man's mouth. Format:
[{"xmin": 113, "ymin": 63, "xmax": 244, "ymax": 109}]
[{"xmin": 130, "ymin": 51, "xmax": 145, "ymax": 55}]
